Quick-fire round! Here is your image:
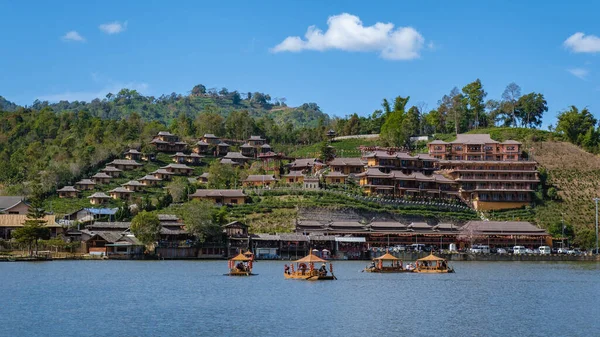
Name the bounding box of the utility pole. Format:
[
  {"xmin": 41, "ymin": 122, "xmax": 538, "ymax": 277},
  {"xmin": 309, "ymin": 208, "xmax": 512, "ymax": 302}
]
[
  {"xmin": 561, "ymin": 213, "xmax": 565, "ymax": 249},
  {"xmin": 594, "ymin": 198, "xmax": 600, "ymax": 254}
]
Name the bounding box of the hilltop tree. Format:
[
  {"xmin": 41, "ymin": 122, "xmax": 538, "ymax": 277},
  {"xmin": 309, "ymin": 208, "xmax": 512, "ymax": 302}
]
[
  {"xmin": 380, "ymin": 96, "xmax": 412, "ymax": 147},
  {"xmin": 462, "ymin": 79, "xmax": 487, "ymax": 129},
  {"xmin": 182, "ymin": 200, "xmax": 222, "ymax": 243},
  {"xmin": 556, "ymin": 106, "xmax": 597, "ymax": 146},
  {"xmin": 12, "ymin": 193, "xmax": 50, "ymax": 256},
  {"xmin": 191, "ymin": 84, "xmax": 206, "ymax": 96},
  {"xmin": 207, "ymin": 161, "xmax": 240, "ymax": 189},
  {"xmin": 501, "ymin": 82, "xmax": 521, "ymax": 127},
  {"xmin": 130, "ymin": 211, "xmax": 161, "ymax": 246},
  {"xmin": 515, "ymin": 92, "xmax": 547, "ymax": 128}
]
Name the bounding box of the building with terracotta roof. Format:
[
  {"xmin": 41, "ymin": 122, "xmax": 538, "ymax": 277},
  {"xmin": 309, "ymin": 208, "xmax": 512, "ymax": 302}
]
[
  {"xmin": 282, "ymin": 170, "xmax": 305, "ymax": 184},
  {"xmin": 428, "ymin": 134, "xmax": 538, "ymax": 210},
  {"xmin": 242, "ymin": 175, "xmax": 277, "ymax": 187},
  {"xmin": 327, "ymin": 157, "xmax": 366, "ymax": 175}
]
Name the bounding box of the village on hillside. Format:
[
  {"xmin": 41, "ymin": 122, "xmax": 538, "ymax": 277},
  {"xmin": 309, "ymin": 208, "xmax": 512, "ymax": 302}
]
[{"xmin": 0, "ymin": 129, "xmax": 562, "ymax": 260}]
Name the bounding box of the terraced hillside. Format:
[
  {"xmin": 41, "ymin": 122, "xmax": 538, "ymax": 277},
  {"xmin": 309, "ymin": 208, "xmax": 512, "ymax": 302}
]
[{"xmin": 532, "ymin": 141, "xmax": 600, "ymax": 244}]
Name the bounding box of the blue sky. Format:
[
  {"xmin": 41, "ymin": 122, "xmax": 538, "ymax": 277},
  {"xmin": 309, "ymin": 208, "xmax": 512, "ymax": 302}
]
[{"xmin": 1, "ymin": 0, "xmax": 599, "ymax": 128}]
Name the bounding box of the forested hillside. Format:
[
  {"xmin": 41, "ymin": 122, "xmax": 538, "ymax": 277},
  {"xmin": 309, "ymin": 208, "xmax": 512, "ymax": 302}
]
[{"xmin": 26, "ymin": 85, "xmax": 329, "ymax": 128}]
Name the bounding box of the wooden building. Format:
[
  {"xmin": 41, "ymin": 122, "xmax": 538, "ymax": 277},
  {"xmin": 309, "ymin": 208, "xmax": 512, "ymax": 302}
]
[
  {"xmin": 327, "ymin": 157, "xmax": 366, "ymax": 175},
  {"xmin": 428, "ymin": 134, "xmax": 539, "ymax": 210},
  {"xmin": 242, "ymin": 175, "xmax": 277, "ymax": 187},
  {"xmin": 87, "ymin": 192, "xmax": 111, "ymax": 205},
  {"xmin": 288, "ymin": 158, "xmax": 324, "ymax": 174},
  {"xmin": 108, "ymin": 187, "xmax": 134, "ymax": 200},
  {"xmin": 122, "ymin": 180, "xmax": 145, "ymax": 192},
  {"xmin": 151, "ymin": 169, "xmax": 176, "ymax": 181},
  {"xmin": 0, "ymin": 196, "xmax": 29, "ymax": 215},
  {"xmin": 91, "ymin": 172, "xmax": 111, "ymax": 185},
  {"xmin": 100, "ymin": 166, "xmax": 123, "ymax": 178},
  {"xmin": 124, "ymin": 149, "xmax": 142, "ymax": 161},
  {"xmin": 150, "ymin": 131, "xmax": 188, "ymax": 153},
  {"xmin": 75, "ymin": 179, "xmax": 96, "ymax": 191},
  {"xmin": 56, "ymin": 186, "xmax": 79, "ymax": 198},
  {"xmin": 282, "ymin": 171, "xmax": 305, "ymax": 184},
  {"xmin": 188, "ymin": 189, "xmax": 247, "ymax": 205},
  {"xmin": 107, "ymin": 159, "xmax": 143, "ymax": 171},
  {"xmin": 161, "ymin": 163, "xmax": 194, "ymax": 176},
  {"xmin": 324, "ymin": 171, "xmax": 348, "ymax": 185},
  {"xmin": 223, "ymin": 152, "xmax": 252, "ymax": 165},
  {"xmin": 0, "ymin": 214, "xmax": 62, "ymax": 239},
  {"xmin": 138, "ymin": 175, "xmax": 163, "ymax": 186}
]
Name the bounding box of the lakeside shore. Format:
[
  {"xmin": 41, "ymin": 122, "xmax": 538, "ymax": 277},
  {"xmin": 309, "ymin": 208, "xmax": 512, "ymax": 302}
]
[{"xmin": 2, "ymin": 253, "xmax": 599, "ymax": 262}]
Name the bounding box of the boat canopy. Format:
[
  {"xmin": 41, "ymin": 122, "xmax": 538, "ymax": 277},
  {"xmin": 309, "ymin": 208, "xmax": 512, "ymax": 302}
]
[
  {"xmin": 294, "ymin": 253, "xmax": 327, "ymax": 263},
  {"xmin": 373, "ymin": 252, "xmax": 399, "ymax": 261},
  {"xmin": 417, "ymin": 253, "xmax": 446, "ymax": 262},
  {"xmin": 229, "ymin": 253, "xmax": 252, "ymax": 261}
]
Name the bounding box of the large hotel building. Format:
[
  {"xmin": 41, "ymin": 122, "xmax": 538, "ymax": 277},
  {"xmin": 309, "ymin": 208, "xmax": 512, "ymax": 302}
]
[{"xmin": 427, "ymin": 134, "xmax": 538, "ymax": 210}]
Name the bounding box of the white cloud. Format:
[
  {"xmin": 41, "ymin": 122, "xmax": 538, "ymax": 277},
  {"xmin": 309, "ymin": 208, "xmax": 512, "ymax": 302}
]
[
  {"xmin": 38, "ymin": 82, "xmax": 148, "ymax": 103},
  {"xmin": 564, "ymin": 32, "xmax": 600, "ymax": 53},
  {"xmin": 99, "ymin": 21, "xmax": 127, "ymax": 35},
  {"xmin": 271, "ymin": 13, "xmax": 425, "ymax": 60},
  {"xmin": 62, "ymin": 31, "xmax": 85, "ymax": 42},
  {"xmin": 567, "ymin": 68, "xmax": 589, "ymax": 80}
]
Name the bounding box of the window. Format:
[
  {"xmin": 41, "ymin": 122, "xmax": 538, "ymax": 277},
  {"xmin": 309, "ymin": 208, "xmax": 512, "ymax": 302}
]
[
  {"xmin": 434, "ymin": 146, "xmax": 443, "ymax": 151},
  {"xmin": 231, "ymin": 199, "xmax": 238, "ymax": 204},
  {"xmin": 485, "ymin": 146, "xmax": 493, "ymax": 151},
  {"xmin": 454, "ymin": 146, "xmax": 463, "ymax": 151}
]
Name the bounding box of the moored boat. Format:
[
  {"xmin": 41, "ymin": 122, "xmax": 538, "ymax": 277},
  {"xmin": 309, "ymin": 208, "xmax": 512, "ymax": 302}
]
[
  {"xmin": 413, "ymin": 253, "xmax": 454, "ymax": 273},
  {"xmin": 364, "ymin": 252, "xmax": 410, "ymax": 273},
  {"xmin": 284, "ymin": 253, "xmax": 336, "ymax": 280},
  {"xmin": 225, "ymin": 251, "xmax": 257, "ymax": 276}
]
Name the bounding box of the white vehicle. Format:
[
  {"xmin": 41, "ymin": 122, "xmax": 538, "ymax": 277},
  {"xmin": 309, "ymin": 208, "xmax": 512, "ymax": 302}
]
[
  {"xmin": 470, "ymin": 245, "xmax": 490, "ymax": 254},
  {"xmin": 496, "ymin": 248, "xmax": 507, "ymax": 254},
  {"xmin": 539, "ymin": 246, "xmax": 551, "ymax": 255},
  {"xmin": 513, "ymin": 246, "xmax": 527, "ymax": 255},
  {"xmin": 557, "ymin": 247, "xmax": 569, "ymax": 254}
]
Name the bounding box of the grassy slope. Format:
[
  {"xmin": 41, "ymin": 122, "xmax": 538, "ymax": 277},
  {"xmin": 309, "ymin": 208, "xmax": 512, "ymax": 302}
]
[{"xmin": 530, "ymin": 141, "xmax": 600, "ymax": 235}]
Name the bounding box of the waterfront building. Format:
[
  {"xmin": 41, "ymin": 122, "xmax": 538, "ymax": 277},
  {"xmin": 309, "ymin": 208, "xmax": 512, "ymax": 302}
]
[{"xmin": 0, "ymin": 214, "xmax": 61, "ymax": 239}]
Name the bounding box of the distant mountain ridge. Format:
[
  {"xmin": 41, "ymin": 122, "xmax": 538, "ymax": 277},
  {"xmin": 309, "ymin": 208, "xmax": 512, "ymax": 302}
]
[{"xmin": 0, "ymin": 96, "xmax": 18, "ymax": 112}]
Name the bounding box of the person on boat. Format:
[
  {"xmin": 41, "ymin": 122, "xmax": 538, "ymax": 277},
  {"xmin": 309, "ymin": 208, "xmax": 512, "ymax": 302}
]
[
  {"xmin": 284, "ymin": 264, "xmax": 290, "ymax": 275},
  {"xmin": 369, "ymin": 261, "xmax": 376, "ymax": 269},
  {"xmin": 299, "ymin": 263, "xmax": 307, "ymax": 275},
  {"xmin": 319, "ymin": 263, "xmax": 327, "ymax": 276},
  {"xmin": 236, "ymin": 262, "xmax": 245, "ymax": 271}
]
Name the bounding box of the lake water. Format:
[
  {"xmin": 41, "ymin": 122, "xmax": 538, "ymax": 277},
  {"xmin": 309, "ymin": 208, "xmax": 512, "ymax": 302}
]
[{"xmin": 1, "ymin": 260, "xmax": 599, "ymax": 337}]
